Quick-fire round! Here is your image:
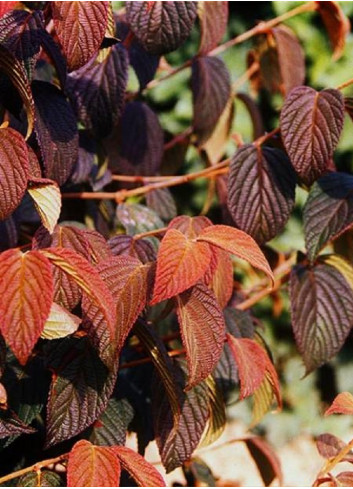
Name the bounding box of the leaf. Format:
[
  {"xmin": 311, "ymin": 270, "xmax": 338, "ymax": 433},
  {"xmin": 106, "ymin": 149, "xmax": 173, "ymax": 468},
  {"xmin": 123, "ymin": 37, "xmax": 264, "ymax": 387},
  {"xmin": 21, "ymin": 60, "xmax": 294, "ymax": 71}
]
[
  {"xmin": 197, "ymin": 224, "xmax": 274, "ymax": 285},
  {"xmin": 207, "ymin": 249, "xmax": 233, "ymax": 309},
  {"xmin": 146, "ymin": 188, "xmax": 177, "ymax": 221},
  {"xmin": 227, "ymin": 335, "xmax": 278, "ymax": 400},
  {"xmin": 33, "ymin": 225, "xmax": 90, "ymax": 310},
  {"xmin": 32, "ymin": 80, "xmax": 78, "ymax": 186},
  {"xmin": 51, "ymin": 1, "xmax": 110, "ymax": 71},
  {"xmin": 243, "ymin": 436, "xmax": 283, "ymax": 486},
  {"xmin": 316, "ymin": 1, "xmax": 350, "ymax": 60},
  {"xmin": 108, "ymin": 235, "xmax": 156, "ymax": 263},
  {"xmin": 0, "ymin": 216, "xmax": 18, "ymax": 251},
  {"xmin": 325, "ymin": 392, "xmax": 353, "ymax": 416},
  {"xmin": 112, "ymin": 446, "xmax": 166, "ymax": 487},
  {"xmin": 67, "ymin": 44, "xmax": 128, "ymax": 138},
  {"xmin": 82, "ymin": 229, "xmax": 112, "ymax": 264},
  {"xmin": 201, "ymin": 95, "xmax": 234, "ymax": 165},
  {"xmin": 0, "ymin": 44, "xmax": 35, "ymax": 139},
  {"xmin": 198, "ymin": 375, "xmax": 226, "ymax": 448},
  {"xmin": 116, "ymin": 203, "xmax": 164, "ymax": 237},
  {"xmin": 176, "ymin": 282, "xmax": 225, "ymax": 389},
  {"xmin": 280, "ymin": 86, "xmax": 344, "ymax": 185},
  {"xmin": 236, "ymin": 92, "xmax": 264, "ymax": 139},
  {"xmin": 0, "ymin": 2, "xmax": 17, "ymax": 19},
  {"xmin": 0, "ymin": 127, "xmax": 29, "ymax": 220},
  {"xmin": 337, "ymin": 472, "xmax": 353, "ymax": 485},
  {"xmin": 151, "ymin": 228, "xmax": 212, "ymax": 305},
  {"xmin": 89, "ymin": 398, "xmax": 134, "ymax": 447},
  {"xmin": 27, "ymin": 178, "xmax": 61, "ymax": 234},
  {"xmin": 41, "ymin": 302, "xmax": 81, "ymax": 340},
  {"xmin": 197, "ymin": 1, "xmax": 228, "ymax": 55},
  {"xmin": 304, "ymin": 172, "xmax": 353, "ymax": 263},
  {"xmin": 17, "ymin": 470, "xmax": 63, "ymax": 487},
  {"xmin": 152, "ymin": 362, "xmax": 211, "ymax": 473},
  {"xmin": 41, "ymin": 247, "xmax": 116, "ymax": 338},
  {"xmin": 227, "ymin": 144, "xmax": 296, "ymax": 244},
  {"xmin": 67, "ymin": 440, "xmax": 121, "ymax": 487},
  {"xmin": 290, "ymin": 259, "xmax": 353, "ymax": 373},
  {"xmin": 45, "ymin": 336, "xmax": 118, "ymax": 447},
  {"xmin": 169, "ymin": 215, "xmax": 212, "ymax": 238},
  {"xmin": 316, "ymin": 433, "xmax": 346, "ymax": 458},
  {"xmin": 105, "ymin": 101, "xmax": 164, "ymax": 176},
  {"xmin": 0, "ymin": 249, "xmax": 53, "ymax": 364},
  {"xmin": 192, "ymin": 56, "xmax": 231, "ymax": 145},
  {"xmin": 0, "ymin": 409, "xmax": 36, "ymax": 439},
  {"xmin": 126, "ymin": 1, "xmax": 198, "ymax": 55}
]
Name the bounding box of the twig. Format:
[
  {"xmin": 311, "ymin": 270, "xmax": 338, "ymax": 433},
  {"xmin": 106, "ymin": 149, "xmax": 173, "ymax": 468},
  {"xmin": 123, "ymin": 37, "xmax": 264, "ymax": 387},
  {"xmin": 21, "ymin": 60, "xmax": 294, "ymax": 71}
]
[
  {"xmin": 0, "ymin": 453, "xmax": 68, "ymax": 485},
  {"xmin": 337, "ymin": 77, "xmax": 353, "ymax": 91},
  {"xmin": 119, "ymin": 347, "xmax": 186, "ymax": 370},
  {"xmin": 314, "ymin": 437, "xmax": 353, "ymax": 485},
  {"xmin": 133, "ymin": 227, "xmax": 168, "ymax": 241}
]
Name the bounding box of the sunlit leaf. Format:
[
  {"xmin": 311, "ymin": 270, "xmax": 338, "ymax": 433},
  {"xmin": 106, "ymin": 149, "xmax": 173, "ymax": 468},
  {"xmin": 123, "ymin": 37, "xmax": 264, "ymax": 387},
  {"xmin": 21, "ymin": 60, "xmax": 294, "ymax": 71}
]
[
  {"xmin": 41, "ymin": 302, "xmax": 80, "ymax": 340},
  {"xmin": 325, "ymin": 392, "xmax": 353, "ymax": 416},
  {"xmin": 0, "ymin": 249, "xmax": 53, "ymax": 364},
  {"xmin": 197, "ymin": 1, "xmax": 228, "ymax": 55},
  {"xmin": 169, "ymin": 215, "xmax": 212, "ymax": 238},
  {"xmin": 316, "ymin": 1, "xmax": 350, "ymax": 60},
  {"xmin": 280, "ymin": 86, "xmax": 344, "ymax": 185},
  {"xmin": 28, "ymin": 178, "xmax": 61, "ymax": 234},
  {"xmin": 108, "ymin": 234, "xmax": 156, "ymax": 263},
  {"xmin": 316, "ymin": 433, "xmax": 346, "ymax": 458}
]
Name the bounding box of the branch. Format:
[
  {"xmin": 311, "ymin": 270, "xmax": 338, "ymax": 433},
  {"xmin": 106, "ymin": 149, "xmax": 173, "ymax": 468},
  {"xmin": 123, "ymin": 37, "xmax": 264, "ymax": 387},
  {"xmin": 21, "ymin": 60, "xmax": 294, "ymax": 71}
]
[{"xmin": 0, "ymin": 453, "xmax": 68, "ymax": 485}]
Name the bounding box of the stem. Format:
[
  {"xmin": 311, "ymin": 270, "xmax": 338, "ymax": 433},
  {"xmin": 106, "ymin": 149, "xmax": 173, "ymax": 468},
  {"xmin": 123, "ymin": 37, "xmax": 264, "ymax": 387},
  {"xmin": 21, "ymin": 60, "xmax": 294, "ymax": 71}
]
[
  {"xmin": 254, "ymin": 127, "xmax": 280, "ymax": 147},
  {"xmin": 0, "ymin": 453, "xmax": 68, "ymax": 485},
  {"xmin": 337, "ymin": 77, "xmax": 353, "ymax": 90},
  {"xmin": 133, "ymin": 226, "xmax": 168, "ymax": 241},
  {"xmin": 314, "ymin": 437, "xmax": 353, "ymax": 485},
  {"xmin": 119, "ymin": 347, "xmax": 186, "ymax": 370}
]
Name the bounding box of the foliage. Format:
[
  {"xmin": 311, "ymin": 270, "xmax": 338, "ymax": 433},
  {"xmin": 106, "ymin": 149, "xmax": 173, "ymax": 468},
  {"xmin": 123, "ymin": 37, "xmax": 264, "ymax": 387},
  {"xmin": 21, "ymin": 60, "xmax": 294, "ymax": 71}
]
[{"xmin": 0, "ymin": 1, "xmax": 352, "ymax": 487}]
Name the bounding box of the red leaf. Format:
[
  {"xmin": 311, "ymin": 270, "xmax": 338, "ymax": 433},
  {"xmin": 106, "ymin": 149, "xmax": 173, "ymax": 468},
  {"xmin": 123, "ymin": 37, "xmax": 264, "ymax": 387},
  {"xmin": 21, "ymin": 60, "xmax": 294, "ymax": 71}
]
[
  {"xmin": 151, "ymin": 228, "xmax": 212, "ymax": 305},
  {"xmin": 52, "ymin": 1, "xmax": 109, "ymax": 71},
  {"xmin": 0, "ymin": 249, "xmax": 53, "ymax": 364},
  {"xmin": 242, "ymin": 436, "xmax": 283, "ymax": 486},
  {"xmin": 0, "ymin": 127, "xmax": 29, "ymax": 221},
  {"xmin": 197, "ymin": 225, "xmax": 274, "ymax": 285},
  {"xmin": 325, "ymin": 392, "xmax": 353, "ymax": 416},
  {"xmin": 280, "ymin": 86, "xmax": 344, "ymax": 185},
  {"xmin": 197, "ymin": 1, "xmax": 228, "ymax": 55},
  {"xmin": 40, "ymin": 247, "xmax": 116, "ymax": 339},
  {"xmin": 316, "ymin": 433, "xmax": 346, "ymax": 458},
  {"xmin": 67, "ymin": 440, "xmax": 121, "ymax": 487},
  {"xmin": 168, "ymin": 215, "xmax": 212, "ymax": 238},
  {"xmin": 0, "ymin": 2, "xmax": 18, "ymax": 18},
  {"xmin": 227, "ymin": 335, "xmax": 277, "ymax": 399},
  {"xmin": 207, "ymin": 249, "xmax": 233, "ymax": 309},
  {"xmin": 112, "ymin": 446, "xmax": 166, "ymax": 487},
  {"xmin": 316, "ymin": 1, "xmax": 350, "ymax": 60},
  {"xmin": 177, "ymin": 282, "xmax": 226, "ymax": 389}
]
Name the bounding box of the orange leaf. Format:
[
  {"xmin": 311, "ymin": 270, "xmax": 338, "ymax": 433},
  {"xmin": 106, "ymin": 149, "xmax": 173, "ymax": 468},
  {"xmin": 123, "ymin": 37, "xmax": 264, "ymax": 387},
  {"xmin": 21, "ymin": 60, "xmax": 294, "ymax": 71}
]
[
  {"xmin": 206, "ymin": 249, "xmax": 234, "ymax": 308},
  {"xmin": 151, "ymin": 228, "xmax": 212, "ymax": 305},
  {"xmin": 112, "ymin": 446, "xmax": 166, "ymax": 487},
  {"xmin": 197, "ymin": 225, "xmax": 274, "ymax": 286},
  {"xmin": 316, "ymin": 1, "xmax": 350, "ymax": 60},
  {"xmin": 67, "ymin": 440, "xmax": 121, "ymax": 487},
  {"xmin": 177, "ymin": 282, "xmax": 225, "ymax": 389},
  {"xmin": 0, "ymin": 249, "xmax": 53, "ymax": 364},
  {"xmin": 325, "ymin": 392, "xmax": 353, "ymax": 416},
  {"xmin": 227, "ymin": 335, "xmax": 279, "ymax": 400}
]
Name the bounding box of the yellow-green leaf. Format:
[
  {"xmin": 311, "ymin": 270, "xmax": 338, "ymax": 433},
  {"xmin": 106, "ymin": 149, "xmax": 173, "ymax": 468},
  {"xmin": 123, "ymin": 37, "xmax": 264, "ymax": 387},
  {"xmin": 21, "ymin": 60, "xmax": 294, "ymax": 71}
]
[{"xmin": 41, "ymin": 302, "xmax": 81, "ymax": 340}]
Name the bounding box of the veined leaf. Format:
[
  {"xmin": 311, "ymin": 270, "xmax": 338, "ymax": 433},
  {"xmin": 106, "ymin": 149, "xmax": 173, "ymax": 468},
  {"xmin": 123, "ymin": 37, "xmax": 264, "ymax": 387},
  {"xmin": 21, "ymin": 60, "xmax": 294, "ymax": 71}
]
[
  {"xmin": 325, "ymin": 392, "xmax": 353, "ymax": 416},
  {"xmin": 126, "ymin": 1, "xmax": 197, "ymax": 55},
  {"xmin": 169, "ymin": 215, "xmax": 212, "ymax": 239},
  {"xmin": 176, "ymin": 282, "xmax": 225, "ymax": 389},
  {"xmin": 105, "ymin": 101, "xmax": 164, "ymax": 177},
  {"xmin": 197, "ymin": 1, "xmax": 228, "ymax": 55},
  {"xmin": 41, "ymin": 247, "xmax": 116, "ymax": 338},
  {"xmin": 41, "ymin": 302, "xmax": 80, "ymax": 340},
  {"xmin": 0, "ymin": 44, "xmax": 34, "ymax": 139},
  {"xmin": 280, "ymin": 86, "xmax": 344, "ymax": 185},
  {"xmin": 0, "ymin": 2, "xmax": 17, "ymax": 18},
  {"xmin": 46, "ymin": 337, "xmax": 118, "ymax": 447},
  {"xmin": 290, "ymin": 260, "xmax": 353, "ymax": 373},
  {"xmin": 28, "ymin": 178, "xmax": 61, "ymax": 234},
  {"xmin": 198, "ymin": 375, "xmax": 226, "ymax": 448},
  {"xmin": 116, "ymin": 203, "xmax": 164, "ymax": 237},
  {"xmin": 108, "ymin": 235, "xmax": 156, "ymax": 263},
  {"xmin": 51, "ymin": 1, "xmax": 109, "ymax": 71},
  {"xmin": 112, "ymin": 446, "xmax": 166, "ymax": 487},
  {"xmin": 227, "ymin": 335, "xmax": 276, "ymax": 399},
  {"xmin": 0, "ymin": 409, "xmax": 36, "ymax": 439},
  {"xmin": 67, "ymin": 44, "xmax": 128, "ymax": 138},
  {"xmin": 32, "ymin": 81, "xmax": 78, "ymax": 186},
  {"xmin": 192, "ymin": 56, "xmax": 231, "ymax": 145},
  {"xmin": 0, "ymin": 127, "xmax": 28, "ymax": 220},
  {"xmin": 146, "ymin": 188, "xmax": 177, "ymax": 221},
  {"xmin": 304, "ymin": 172, "xmax": 353, "ymax": 262},
  {"xmin": 0, "ymin": 249, "xmax": 53, "ymax": 364},
  {"xmin": 151, "ymin": 228, "xmax": 212, "ymax": 304},
  {"xmin": 67, "ymin": 440, "xmax": 121, "ymax": 487},
  {"xmin": 83, "ymin": 229, "xmax": 112, "ymax": 264},
  {"xmin": 207, "ymin": 249, "xmax": 233, "ymax": 309},
  {"xmin": 316, "ymin": 433, "xmax": 346, "ymax": 458},
  {"xmin": 316, "ymin": 1, "xmax": 350, "ymax": 60},
  {"xmin": 17, "ymin": 471, "xmax": 63, "ymax": 487},
  {"xmin": 197, "ymin": 224, "xmax": 274, "ymax": 285},
  {"xmin": 227, "ymin": 144, "xmax": 296, "ymax": 244}
]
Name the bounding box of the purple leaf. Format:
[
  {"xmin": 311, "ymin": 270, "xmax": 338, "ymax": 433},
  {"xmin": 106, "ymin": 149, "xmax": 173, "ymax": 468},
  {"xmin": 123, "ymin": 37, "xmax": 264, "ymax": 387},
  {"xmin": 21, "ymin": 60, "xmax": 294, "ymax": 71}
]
[
  {"xmin": 227, "ymin": 144, "xmax": 296, "ymax": 244},
  {"xmin": 108, "ymin": 235, "xmax": 156, "ymax": 263},
  {"xmin": 126, "ymin": 1, "xmax": 197, "ymax": 55}
]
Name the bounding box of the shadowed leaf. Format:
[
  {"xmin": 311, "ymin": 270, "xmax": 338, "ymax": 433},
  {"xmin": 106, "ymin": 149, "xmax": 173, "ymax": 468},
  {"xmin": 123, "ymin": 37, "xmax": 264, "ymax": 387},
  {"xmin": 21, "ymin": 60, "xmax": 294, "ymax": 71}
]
[
  {"xmin": 197, "ymin": 1, "xmax": 228, "ymax": 55},
  {"xmin": 67, "ymin": 440, "xmax": 121, "ymax": 487},
  {"xmin": 177, "ymin": 282, "xmax": 225, "ymax": 389},
  {"xmin": 228, "ymin": 145, "xmax": 296, "ymax": 244},
  {"xmin": 0, "ymin": 409, "xmax": 36, "ymax": 439},
  {"xmin": 0, "ymin": 249, "xmax": 53, "ymax": 364},
  {"xmin": 146, "ymin": 188, "xmax": 177, "ymax": 221},
  {"xmin": 280, "ymin": 86, "xmax": 344, "ymax": 185},
  {"xmin": 51, "ymin": 1, "xmax": 109, "ymax": 71},
  {"xmin": 108, "ymin": 235, "xmax": 156, "ymax": 263},
  {"xmin": 242, "ymin": 437, "xmax": 283, "ymax": 486},
  {"xmin": 17, "ymin": 471, "xmax": 63, "ymax": 487},
  {"xmin": 325, "ymin": 392, "xmax": 353, "ymax": 416},
  {"xmin": 316, "ymin": 1, "xmax": 350, "ymax": 60},
  {"xmin": 126, "ymin": 1, "xmax": 197, "ymax": 55}
]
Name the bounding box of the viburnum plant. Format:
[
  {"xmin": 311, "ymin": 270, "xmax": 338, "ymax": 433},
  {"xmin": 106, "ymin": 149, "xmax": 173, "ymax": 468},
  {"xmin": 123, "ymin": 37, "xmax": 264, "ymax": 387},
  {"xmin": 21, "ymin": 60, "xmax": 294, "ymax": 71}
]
[{"xmin": 0, "ymin": 0, "xmax": 352, "ymax": 487}]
